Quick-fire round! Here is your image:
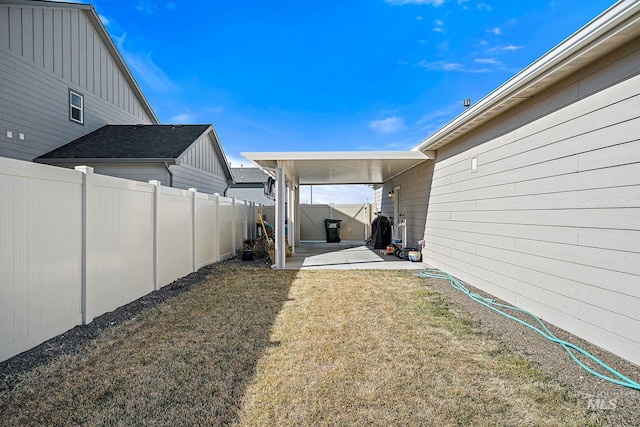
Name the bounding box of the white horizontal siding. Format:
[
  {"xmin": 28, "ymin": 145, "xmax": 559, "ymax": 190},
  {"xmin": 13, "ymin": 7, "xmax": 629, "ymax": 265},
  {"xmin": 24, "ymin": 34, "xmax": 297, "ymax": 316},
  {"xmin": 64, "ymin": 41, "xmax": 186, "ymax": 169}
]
[{"xmin": 422, "ymin": 66, "xmax": 640, "ymax": 366}]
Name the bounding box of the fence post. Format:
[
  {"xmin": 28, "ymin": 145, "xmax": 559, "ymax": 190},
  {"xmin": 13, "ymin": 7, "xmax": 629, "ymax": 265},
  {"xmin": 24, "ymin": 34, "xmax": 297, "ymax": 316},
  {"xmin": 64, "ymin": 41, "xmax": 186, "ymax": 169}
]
[
  {"xmin": 149, "ymin": 180, "xmax": 161, "ymax": 290},
  {"xmin": 74, "ymin": 166, "xmax": 93, "ymax": 325},
  {"xmin": 214, "ymin": 193, "xmax": 220, "ymax": 262},
  {"xmin": 231, "ymin": 196, "xmax": 237, "ymax": 257},
  {"xmin": 189, "ymin": 188, "xmax": 197, "ymax": 272}
]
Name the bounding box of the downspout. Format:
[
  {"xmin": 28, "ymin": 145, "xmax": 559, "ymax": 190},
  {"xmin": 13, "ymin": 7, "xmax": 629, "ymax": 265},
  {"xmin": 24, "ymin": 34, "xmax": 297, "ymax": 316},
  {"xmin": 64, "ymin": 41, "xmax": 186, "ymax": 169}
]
[
  {"xmin": 164, "ymin": 162, "xmax": 174, "ymax": 187},
  {"xmin": 223, "ymin": 180, "xmax": 232, "ymax": 197}
]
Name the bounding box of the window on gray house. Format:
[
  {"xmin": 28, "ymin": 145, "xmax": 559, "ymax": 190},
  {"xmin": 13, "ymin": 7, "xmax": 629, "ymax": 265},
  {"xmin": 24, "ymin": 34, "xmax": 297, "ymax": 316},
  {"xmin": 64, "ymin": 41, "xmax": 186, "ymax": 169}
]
[{"xmin": 69, "ymin": 90, "xmax": 84, "ymax": 124}]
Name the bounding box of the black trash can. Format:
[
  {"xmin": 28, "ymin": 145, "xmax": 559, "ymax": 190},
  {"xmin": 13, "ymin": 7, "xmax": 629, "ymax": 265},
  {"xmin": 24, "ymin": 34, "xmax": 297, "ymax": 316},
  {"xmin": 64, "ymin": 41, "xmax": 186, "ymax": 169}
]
[{"xmin": 324, "ymin": 219, "xmax": 342, "ymax": 243}]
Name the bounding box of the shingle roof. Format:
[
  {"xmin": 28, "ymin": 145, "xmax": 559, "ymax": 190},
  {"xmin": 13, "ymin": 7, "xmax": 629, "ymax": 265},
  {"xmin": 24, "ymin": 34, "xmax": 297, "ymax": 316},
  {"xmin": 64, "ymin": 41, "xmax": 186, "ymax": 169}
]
[
  {"xmin": 231, "ymin": 167, "xmax": 270, "ymax": 183},
  {"xmin": 36, "ymin": 124, "xmax": 211, "ymax": 160}
]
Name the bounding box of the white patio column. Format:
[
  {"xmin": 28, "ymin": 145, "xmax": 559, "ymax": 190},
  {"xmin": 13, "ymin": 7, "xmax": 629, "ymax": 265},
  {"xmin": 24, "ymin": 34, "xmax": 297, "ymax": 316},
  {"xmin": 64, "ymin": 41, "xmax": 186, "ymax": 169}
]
[{"xmin": 274, "ymin": 166, "xmax": 286, "ymax": 268}]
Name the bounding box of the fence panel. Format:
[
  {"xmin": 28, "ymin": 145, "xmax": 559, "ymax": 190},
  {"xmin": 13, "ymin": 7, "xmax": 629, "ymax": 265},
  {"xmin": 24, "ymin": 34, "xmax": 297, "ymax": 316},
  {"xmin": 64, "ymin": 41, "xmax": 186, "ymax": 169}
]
[
  {"xmin": 85, "ymin": 173, "xmax": 155, "ymax": 323},
  {"xmin": 1, "ymin": 159, "xmax": 257, "ymax": 362},
  {"xmin": 0, "ymin": 158, "xmax": 83, "ymax": 361},
  {"xmin": 298, "ymin": 204, "xmax": 371, "ymax": 241},
  {"xmin": 158, "ymin": 186, "xmax": 194, "ymax": 286},
  {"xmin": 235, "ymin": 199, "xmax": 248, "ymax": 250},
  {"xmin": 195, "ymin": 193, "xmax": 217, "ymax": 269},
  {"xmin": 218, "ymin": 196, "xmax": 234, "ymax": 259}
]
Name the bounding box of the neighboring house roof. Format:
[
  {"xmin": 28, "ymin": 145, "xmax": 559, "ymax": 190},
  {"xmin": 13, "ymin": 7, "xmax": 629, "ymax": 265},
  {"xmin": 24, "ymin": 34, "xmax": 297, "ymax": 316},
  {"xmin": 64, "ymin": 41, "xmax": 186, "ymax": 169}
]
[
  {"xmin": 35, "ymin": 124, "xmax": 212, "ymax": 162},
  {"xmin": 6, "ymin": 0, "xmax": 160, "ymax": 124},
  {"xmin": 413, "ymin": 0, "xmax": 640, "ymax": 153},
  {"xmin": 231, "ymin": 167, "xmax": 270, "ymax": 184}
]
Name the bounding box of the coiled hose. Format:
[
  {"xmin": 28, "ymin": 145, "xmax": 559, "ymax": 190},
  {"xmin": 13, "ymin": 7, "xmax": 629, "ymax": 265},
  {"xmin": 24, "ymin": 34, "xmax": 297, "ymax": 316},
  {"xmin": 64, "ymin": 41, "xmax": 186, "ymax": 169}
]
[{"xmin": 416, "ymin": 268, "xmax": 640, "ymax": 390}]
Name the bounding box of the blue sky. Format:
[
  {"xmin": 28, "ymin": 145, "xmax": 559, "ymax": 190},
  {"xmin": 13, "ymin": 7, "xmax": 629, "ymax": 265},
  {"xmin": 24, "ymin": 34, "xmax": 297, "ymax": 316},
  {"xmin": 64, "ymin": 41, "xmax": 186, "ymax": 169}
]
[{"xmin": 93, "ymin": 0, "xmax": 615, "ymax": 203}]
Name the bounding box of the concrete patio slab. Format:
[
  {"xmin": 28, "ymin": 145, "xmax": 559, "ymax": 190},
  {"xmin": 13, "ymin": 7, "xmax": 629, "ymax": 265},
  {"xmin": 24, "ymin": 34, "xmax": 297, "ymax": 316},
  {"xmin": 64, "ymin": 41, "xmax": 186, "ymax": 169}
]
[{"xmin": 281, "ymin": 241, "xmax": 431, "ymax": 270}]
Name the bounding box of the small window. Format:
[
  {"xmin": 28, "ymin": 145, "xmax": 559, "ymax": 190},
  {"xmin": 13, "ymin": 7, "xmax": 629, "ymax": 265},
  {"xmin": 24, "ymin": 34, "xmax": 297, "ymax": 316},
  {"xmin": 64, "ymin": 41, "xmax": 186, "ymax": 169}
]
[{"xmin": 69, "ymin": 90, "xmax": 84, "ymax": 124}]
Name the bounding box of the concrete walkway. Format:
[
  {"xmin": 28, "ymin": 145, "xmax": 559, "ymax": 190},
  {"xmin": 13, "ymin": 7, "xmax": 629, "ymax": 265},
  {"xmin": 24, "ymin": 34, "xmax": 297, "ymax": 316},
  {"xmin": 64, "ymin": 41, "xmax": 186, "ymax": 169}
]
[{"xmin": 281, "ymin": 241, "xmax": 431, "ymax": 270}]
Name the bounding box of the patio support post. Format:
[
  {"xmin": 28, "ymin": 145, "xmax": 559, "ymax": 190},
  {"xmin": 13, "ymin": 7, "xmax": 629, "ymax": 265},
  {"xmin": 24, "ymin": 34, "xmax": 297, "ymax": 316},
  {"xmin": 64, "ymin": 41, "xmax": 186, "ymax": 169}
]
[{"xmin": 274, "ymin": 166, "xmax": 286, "ymax": 268}]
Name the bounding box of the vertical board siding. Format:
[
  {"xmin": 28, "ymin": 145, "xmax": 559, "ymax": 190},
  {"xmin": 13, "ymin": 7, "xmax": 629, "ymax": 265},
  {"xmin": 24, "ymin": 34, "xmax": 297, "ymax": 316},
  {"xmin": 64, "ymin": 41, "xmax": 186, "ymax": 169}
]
[
  {"xmin": 421, "ymin": 66, "xmax": 640, "ymax": 365},
  {"xmin": 0, "ymin": 3, "xmax": 154, "ymax": 161},
  {"xmin": 174, "ymin": 132, "xmax": 230, "ymax": 195}
]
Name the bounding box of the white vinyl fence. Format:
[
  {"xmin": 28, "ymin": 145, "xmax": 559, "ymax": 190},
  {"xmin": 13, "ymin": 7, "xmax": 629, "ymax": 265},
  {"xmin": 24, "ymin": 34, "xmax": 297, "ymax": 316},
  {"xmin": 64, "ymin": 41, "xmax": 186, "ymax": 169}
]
[
  {"xmin": 263, "ymin": 203, "xmax": 374, "ymax": 242},
  {"xmin": 1, "ymin": 158, "xmax": 256, "ymax": 362}
]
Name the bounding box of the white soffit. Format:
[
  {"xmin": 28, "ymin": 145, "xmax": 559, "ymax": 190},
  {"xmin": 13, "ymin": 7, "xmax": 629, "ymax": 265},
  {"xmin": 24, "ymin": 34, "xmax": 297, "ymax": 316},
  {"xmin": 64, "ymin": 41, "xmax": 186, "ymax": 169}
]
[{"xmin": 241, "ymin": 151, "xmax": 433, "ymax": 185}]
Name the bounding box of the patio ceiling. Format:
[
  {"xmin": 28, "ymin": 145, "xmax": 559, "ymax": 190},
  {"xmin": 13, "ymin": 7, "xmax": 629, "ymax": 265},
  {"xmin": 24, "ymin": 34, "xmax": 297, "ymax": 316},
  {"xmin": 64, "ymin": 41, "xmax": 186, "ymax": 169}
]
[{"xmin": 241, "ymin": 151, "xmax": 433, "ymax": 185}]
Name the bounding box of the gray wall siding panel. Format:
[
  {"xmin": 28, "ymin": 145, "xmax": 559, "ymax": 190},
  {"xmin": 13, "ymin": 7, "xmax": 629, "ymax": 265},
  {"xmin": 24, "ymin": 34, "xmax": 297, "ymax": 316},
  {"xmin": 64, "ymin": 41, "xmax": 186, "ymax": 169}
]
[
  {"xmin": 0, "ymin": 3, "xmax": 155, "ymax": 161},
  {"xmin": 171, "ymin": 164, "xmax": 228, "ymax": 195},
  {"xmin": 180, "ymin": 132, "xmax": 227, "ymax": 178},
  {"xmin": 413, "ymin": 43, "xmax": 640, "ymax": 365}
]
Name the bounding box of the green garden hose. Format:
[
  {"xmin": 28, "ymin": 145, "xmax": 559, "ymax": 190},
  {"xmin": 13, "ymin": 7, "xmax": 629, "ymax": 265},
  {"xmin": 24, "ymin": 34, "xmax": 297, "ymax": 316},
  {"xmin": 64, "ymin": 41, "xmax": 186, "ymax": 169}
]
[{"xmin": 416, "ymin": 268, "xmax": 640, "ymax": 390}]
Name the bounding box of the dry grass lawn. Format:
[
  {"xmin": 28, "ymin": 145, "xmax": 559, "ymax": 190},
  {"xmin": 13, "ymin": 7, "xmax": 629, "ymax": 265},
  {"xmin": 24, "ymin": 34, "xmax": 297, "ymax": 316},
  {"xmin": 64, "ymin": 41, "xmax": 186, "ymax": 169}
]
[{"xmin": 0, "ymin": 264, "xmax": 601, "ymax": 426}]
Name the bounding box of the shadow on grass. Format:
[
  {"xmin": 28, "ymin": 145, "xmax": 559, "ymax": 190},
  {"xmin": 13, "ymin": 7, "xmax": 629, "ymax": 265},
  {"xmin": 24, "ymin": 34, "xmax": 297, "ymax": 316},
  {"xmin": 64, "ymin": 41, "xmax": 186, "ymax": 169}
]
[{"xmin": 0, "ymin": 261, "xmax": 297, "ymax": 426}]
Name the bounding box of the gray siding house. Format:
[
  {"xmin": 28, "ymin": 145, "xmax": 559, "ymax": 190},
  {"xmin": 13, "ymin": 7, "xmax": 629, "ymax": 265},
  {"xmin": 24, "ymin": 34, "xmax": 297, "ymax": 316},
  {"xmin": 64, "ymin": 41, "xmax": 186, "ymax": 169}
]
[
  {"xmin": 228, "ymin": 167, "xmax": 274, "ymax": 205},
  {"xmin": 379, "ymin": 1, "xmax": 640, "ymax": 365},
  {"xmin": 1, "ymin": 0, "xmax": 233, "ymax": 194},
  {"xmin": 0, "ymin": 0, "xmax": 158, "ymax": 161},
  {"xmin": 35, "ymin": 124, "xmax": 234, "ymax": 194},
  {"xmin": 245, "ymin": 0, "xmax": 640, "ymax": 367}
]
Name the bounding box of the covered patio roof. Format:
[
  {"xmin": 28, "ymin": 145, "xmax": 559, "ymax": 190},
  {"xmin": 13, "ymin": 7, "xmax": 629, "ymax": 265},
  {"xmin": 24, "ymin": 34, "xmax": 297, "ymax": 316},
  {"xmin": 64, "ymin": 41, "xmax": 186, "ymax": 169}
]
[
  {"xmin": 240, "ymin": 150, "xmax": 434, "ymax": 269},
  {"xmin": 241, "ymin": 151, "xmax": 433, "ymax": 185}
]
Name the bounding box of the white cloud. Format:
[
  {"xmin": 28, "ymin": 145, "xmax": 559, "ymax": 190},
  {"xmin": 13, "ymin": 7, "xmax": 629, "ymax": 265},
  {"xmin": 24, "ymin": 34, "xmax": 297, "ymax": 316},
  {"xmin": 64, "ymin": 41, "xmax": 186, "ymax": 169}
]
[
  {"xmin": 369, "ymin": 117, "xmax": 406, "ymax": 134},
  {"xmin": 136, "ymin": 0, "xmax": 159, "ymax": 14},
  {"xmin": 475, "ymin": 57, "xmax": 501, "ymax": 65},
  {"xmin": 123, "ymin": 51, "xmax": 179, "ymax": 94},
  {"xmin": 170, "ymin": 113, "xmax": 192, "ymax": 123},
  {"xmin": 134, "ymin": 1, "xmax": 175, "ymax": 13},
  {"xmin": 418, "ymin": 59, "xmax": 493, "ymax": 73},
  {"xmin": 503, "ymin": 44, "xmax": 524, "ymax": 51},
  {"xmin": 418, "ymin": 60, "xmax": 464, "ymax": 71},
  {"xmin": 486, "ymin": 44, "xmax": 525, "ymax": 54},
  {"xmin": 417, "ymin": 103, "xmax": 463, "ymax": 134},
  {"xmin": 433, "ymin": 19, "xmax": 445, "ymax": 32},
  {"xmin": 416, "ymin": 16, "xmax": 424, "ymax": 20},
  {"xmin": 98, "ymin": 14, "xmax": 110, "ymax": 27},
  {"xmin": 385, "ymin": 0, "xmax": 444, "ymax": 6},
  {"xmin": 488, "ymin": 27, "xmax": 502, "ymax": 35}
]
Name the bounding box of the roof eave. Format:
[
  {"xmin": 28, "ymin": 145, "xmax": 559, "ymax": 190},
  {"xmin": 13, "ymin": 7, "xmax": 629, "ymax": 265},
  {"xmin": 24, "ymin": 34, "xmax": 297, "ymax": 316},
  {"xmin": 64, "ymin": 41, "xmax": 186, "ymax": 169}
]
[
  {"xmin": 34, "ymin": 158, "xmax": 177, "ymax": 164},
  {"xmin": 413, "ymin": 0, "xmax": 640, "ymax": 153}
]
